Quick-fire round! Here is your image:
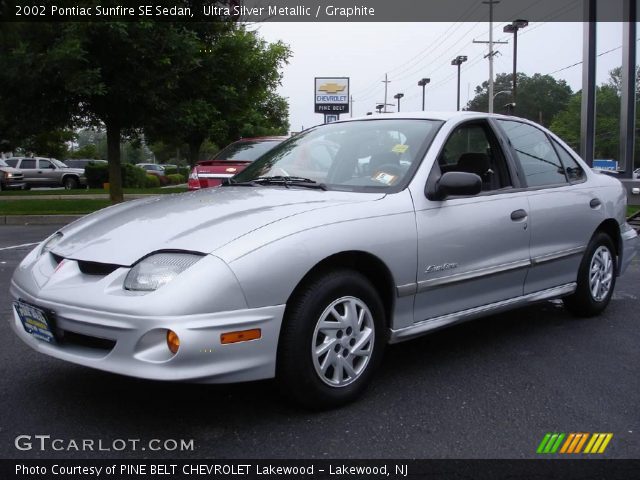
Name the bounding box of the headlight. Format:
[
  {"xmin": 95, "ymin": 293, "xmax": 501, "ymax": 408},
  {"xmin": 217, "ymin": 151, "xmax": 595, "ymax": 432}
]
[
  {"xmin": 124, "ymin": 253, "xmax": 203, "ymax": 292},
  {"xmin": 40, "ymin": 232, "xmax": 63, "ymax": 256}
]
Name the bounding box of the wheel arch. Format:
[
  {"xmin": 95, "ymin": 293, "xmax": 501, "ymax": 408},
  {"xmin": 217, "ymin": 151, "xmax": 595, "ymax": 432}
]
[
  {"xmin": 595, "ymin": 218, "xmax": 621, "ymax": 259},
  {"xmin": 61, "ymin": 173, "xmax": 79, "ymax": 184},
  {"xmin": 285, "ymin": 250, "xmax": 396, "ymax": 328}
]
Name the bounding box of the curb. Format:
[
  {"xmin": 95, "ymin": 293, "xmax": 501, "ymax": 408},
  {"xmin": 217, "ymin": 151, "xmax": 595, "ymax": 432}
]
[{"xmin": 1, "ymin": 215, "xmax": 84, "ymax": 225}]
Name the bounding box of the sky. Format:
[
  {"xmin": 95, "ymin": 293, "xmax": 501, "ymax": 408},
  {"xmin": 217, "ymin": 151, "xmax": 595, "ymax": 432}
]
[{"xmin": 255, "ymin": 21, "xmax": 629, "ymax": 132}]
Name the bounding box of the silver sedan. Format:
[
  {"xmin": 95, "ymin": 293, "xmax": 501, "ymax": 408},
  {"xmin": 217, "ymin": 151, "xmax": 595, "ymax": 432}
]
[{"xmin": 10, "ymin": 112, "xmax": 638, "ymax": 408}]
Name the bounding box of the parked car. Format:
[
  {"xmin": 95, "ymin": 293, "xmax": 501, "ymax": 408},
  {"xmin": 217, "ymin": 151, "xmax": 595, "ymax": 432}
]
[
  {"xmin": 4, "ymin": 157, "xmax": 86, "ymax": 189},
  {"xmin": 0, "ymin": 159, "xmax": 26, "ymax": 190},
  {"xmin": 188, "ymin": 137, "xmax": 286, "ymax": 190},
  {"xmin": 9, "ymin": 112, "xmax": 638, "ymax": 408},
  {"xmin": 63, "ymin": 159, "xmax": 107, "ymax": 169},
  {"xmin": 135, "ymin": 163, "xmax": 165, "ymax": 177}
]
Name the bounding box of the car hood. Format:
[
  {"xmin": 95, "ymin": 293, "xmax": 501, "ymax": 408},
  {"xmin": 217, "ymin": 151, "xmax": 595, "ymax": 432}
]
[
  {"xmin": 0, "ymin": 165, "xmax": 22, "ymax": 174},
  {"xmin": 52, "ymin": 187, "xmax": 384, "ymax": 265},
  {"xmin": 61, "ymin": 167, "xmax": 85, "ymax": 175}
]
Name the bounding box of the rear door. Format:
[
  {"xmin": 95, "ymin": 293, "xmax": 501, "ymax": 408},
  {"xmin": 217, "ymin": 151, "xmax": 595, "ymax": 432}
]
[
  {"xmin": 16, "ymin": 158, "xmax": 39, "ymax": 185},
  {"xmin": 495, "ymin": 120, "xmax": 603, "ymax": 294},
  {"xmin": 412, "ymin": 120, "xmax": 531, "ymax": 321}
]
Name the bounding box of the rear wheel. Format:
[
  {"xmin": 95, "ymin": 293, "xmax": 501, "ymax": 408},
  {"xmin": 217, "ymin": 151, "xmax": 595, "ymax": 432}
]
[
  {"xmin": 277, "ymin": 269, "xmax": 386, "ymax": 409},
  {"xmin": 63, "ymin": 176, "xmax": 79, "ymax": 190},
  {"xmin": 563, "ymin": 232, "xmax": 616, "ymax": 317}
]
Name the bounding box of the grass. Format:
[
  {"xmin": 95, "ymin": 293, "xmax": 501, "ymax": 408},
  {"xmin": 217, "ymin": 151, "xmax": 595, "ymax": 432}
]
[
  {"xmin": 0, "ymin": 199, "xmax": 111, "ymax": 215},
  {"xmin": 628, "ymin": 205, "xmax": 640, "ymax": 217},
  {"xmin": 0, "ymin": 186, "xmax": 187, "ymax": 196}
]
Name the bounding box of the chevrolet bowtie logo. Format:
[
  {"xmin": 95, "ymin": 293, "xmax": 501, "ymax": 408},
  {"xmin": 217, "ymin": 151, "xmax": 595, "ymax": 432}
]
[{"xmin": 318, "ymin": 83, "xmax": 346, "ymax": 94}]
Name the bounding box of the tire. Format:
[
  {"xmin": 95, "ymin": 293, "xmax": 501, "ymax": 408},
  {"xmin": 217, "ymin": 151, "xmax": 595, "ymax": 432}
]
[
  {"xmin": 63, "ymin": 176, "xmax": 79, "ymax": 190},
  {"xmin": 277, "ymin": 269, "xmax": 386, "ymax": 409},
  {"xmin": 563, "ymin": 232, "xmax": 617, "ymax": 317}
]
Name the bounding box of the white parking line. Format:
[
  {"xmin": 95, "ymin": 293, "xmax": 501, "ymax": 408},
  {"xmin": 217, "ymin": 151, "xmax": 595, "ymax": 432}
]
[{"xmin": 0, "ymin": 242, "xmax": 39, "ymax": 251}]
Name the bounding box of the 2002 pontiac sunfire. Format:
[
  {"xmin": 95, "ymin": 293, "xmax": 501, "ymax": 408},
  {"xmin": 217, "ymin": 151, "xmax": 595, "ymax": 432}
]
[{"xmin": 10, "ymin": 112, "xmax": 638, "ymax": 408}]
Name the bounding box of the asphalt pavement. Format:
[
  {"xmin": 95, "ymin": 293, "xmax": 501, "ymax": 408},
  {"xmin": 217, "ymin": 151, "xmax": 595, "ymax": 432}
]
[{"xmin": 0, "ymin": 224, "xmax": 638, "ymax": 460}]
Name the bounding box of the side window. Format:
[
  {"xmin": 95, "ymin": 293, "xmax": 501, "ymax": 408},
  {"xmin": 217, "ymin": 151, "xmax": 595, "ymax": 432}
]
[
  {"xmin": 437, "ymin": 122, "xmax": 512, "ymax": 192},
  {"xmin": 552, "ymin": 140, "xmax": 586, "ymax": 183},
  {"xmin": 5, "ymin": 159, "xmax": 18, "ymax": 167},
  {"xmin": 20, "ymin": 159, "xmax": 36, "ymax": 169},
  {"xmin": 497, "ymin": 120, "xmax": 567, "ymax": 187},
  {"xmin": 39, "ymin": 159, "xmax": 52, "ymax": 169}
]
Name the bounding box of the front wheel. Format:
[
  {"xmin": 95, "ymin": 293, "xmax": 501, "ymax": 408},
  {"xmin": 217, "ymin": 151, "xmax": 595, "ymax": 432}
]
[
  {"xmin": 563, "ymin": 232, "xmax": 616, "ymax": 317},
  {"xmin": 63, "ymin": 176, "xmax": 78, "ymax": 190},
  {"xmin": 277, "ymin": 269, "xmax": 386, "ymax": 409}
]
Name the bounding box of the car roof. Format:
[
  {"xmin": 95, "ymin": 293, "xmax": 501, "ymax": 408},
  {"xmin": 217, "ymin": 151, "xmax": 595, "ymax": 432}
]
[{"xmin": 337, "ymin": 111, "xmax": 516, "ymax": 123}]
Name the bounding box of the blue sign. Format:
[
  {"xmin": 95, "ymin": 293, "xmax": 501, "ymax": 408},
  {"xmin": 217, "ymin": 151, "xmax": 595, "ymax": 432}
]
[{"xmin": 593, "ymin": 159, "xmax": 618, "ymax": 171}]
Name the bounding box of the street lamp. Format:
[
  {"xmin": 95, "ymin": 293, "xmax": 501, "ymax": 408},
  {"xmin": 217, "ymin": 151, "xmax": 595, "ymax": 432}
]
[
  {"xmin": 451, "ymin": 55, "xmax": 468, "ymax": 111},
  {"xmin": 394, "ymin": 93, "xmax": 404, "ymax": 112},
  {"xmin": 376, "ymin": 104, "xmax": 384, "ymax": 114},
  {"xmin": 503, "ymin": 19, "xmax": 528, "ymax": 112},
  {"xmin": 417, "ymin": 78, "xmax": 431, "ymax": 111}
]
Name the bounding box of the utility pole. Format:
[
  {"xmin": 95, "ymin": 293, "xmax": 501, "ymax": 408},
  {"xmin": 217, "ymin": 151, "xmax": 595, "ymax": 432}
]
[
  {"xmin": 350, "ymin": 95, "xmax": 354, "ymax": 118},
  {"xmin": 382, "ymin": 73, "xmax": 391, "ymax": 113},
  {"xmin": 474, "ymin": 0, "xmax": 508, "ymax": 113}
]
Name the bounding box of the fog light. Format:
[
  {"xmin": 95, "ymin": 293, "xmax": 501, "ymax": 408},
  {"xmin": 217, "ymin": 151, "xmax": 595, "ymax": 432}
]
[
  {"xmin": 220, "ymin": 329, "xmax": 261, "ymax": 344},
  {"xmin": 167, "ymin": 330, "xmax": 180, "ymax": 354}
]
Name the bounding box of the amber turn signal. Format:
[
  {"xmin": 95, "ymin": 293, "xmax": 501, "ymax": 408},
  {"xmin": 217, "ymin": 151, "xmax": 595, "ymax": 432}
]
[
  {"xmin": 220, "ymin": 329, "xmax": 261, "ymax": 344},
  {"xmin": 167, "ymin": 330, "xmax": 180, "ymax": 354}
]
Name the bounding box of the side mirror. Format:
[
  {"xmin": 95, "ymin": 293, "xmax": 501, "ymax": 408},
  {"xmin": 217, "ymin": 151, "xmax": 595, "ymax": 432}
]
[{"xmin": 428, "ymin": 171, "xmax": 482, "ymax": 200}]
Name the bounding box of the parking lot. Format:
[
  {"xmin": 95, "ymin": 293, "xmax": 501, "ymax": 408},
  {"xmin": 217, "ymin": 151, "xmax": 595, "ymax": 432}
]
[{"xmin": 1, "ymin": 224, "xmax": 638, "ymax": 459}]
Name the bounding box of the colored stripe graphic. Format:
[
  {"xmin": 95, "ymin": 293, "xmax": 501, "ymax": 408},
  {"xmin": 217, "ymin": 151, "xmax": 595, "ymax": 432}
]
[{"xmin": 538, "ymin": 433, "xmax": 613, "ymax": 454}]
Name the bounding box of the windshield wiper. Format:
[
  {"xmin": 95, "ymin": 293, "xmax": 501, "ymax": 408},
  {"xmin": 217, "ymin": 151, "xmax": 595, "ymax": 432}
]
[{"xmin": 225, "ymin": 176, "xmax": 327, "ymax": 190}]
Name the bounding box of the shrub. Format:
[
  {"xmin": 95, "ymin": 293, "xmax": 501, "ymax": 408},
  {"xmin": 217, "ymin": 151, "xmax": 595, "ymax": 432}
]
[
  {"xmin": 122, "ymin": 163, "xmax": 147, "ymax": 188},
  {"xmin": 167, "ymin": 173, "xmax": 186, "ymax": 185},
  {"xmin": 163, "ymin": 166, "xmax": 178, "ymax": 175},
  {"xmin": 144, "ymin": 174, "xmax": 161, "ymax": 188},
  {"xmin": 85, "ymin": 163, "xmax": 109, "ymax": 188}
]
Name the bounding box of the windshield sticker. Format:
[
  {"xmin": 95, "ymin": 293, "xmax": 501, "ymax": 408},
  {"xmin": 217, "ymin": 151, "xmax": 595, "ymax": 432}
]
[
  {"xmin": 372, "ymin": 171, "xmax": 398, "ymax": 185},
  {"xmin": 392, "ymin": 144, "xmax": 409, "ymax": 154}
]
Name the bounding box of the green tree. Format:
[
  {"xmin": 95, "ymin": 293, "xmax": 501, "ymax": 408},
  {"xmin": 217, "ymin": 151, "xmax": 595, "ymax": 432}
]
[
  {"xmin": 147, "ymin": 26, "xmax": 291, "ymax": 167},
  {"xmin": 466, "ymin": 73, "xmax": 573, "ymax": 127}
]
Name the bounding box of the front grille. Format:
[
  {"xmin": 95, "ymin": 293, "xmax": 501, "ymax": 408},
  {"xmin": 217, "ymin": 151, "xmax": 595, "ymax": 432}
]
[{"xmin": 77, "ymin": 260, "xmax": 122, "ymax": 276}]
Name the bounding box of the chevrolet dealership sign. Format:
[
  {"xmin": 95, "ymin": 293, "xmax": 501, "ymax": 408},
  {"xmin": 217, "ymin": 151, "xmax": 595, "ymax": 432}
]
[{"xmin": 315, "ymin": 77, "xmax": 349, "ymax": 114}]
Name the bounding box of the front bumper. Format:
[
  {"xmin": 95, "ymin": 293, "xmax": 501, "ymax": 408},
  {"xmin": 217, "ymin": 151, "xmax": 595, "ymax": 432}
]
[
  {"xmin": 10, "ymin": 281, "xmax": 285, "ymax": 384},
  {"xmin": 620, "ymin": 222, "xmax": 639, "ymax": 274},
  {"xmin": 1, "ymin": 179, "xmax": 26, "ymax": 190}
]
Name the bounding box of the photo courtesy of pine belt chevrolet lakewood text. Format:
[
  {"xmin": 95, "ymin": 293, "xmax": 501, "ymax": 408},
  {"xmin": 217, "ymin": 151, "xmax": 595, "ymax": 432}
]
[{"xmin": 10, "ymin": 112, "xmax": 639, "ymax": 409}]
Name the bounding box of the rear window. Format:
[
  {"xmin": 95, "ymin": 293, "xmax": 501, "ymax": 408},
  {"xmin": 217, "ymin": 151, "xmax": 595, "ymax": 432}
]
[
  {"xmin": 215, "ymin": 141, "xmax": 281, "ymax": 161},
  {"xmin": 4, "ymin": 159, "xmax": 18, "ymax": 167}
]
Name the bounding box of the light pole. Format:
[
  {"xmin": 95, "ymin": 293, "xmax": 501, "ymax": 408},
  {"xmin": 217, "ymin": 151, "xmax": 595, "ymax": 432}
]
[
  {"xmin": 394, "ymin": 93, "xmax": 404, "ymax": 112},
  {"xmin": 503, "ymin": 19, "xmax": 528, "ymax": 112},
  {"xmin": 451, "ymin": 56, "xmax": 468, "ymax": 111},
  {"xmin": 376, "ymin": 104, "xmax": 384, "ymax": 114},
  {"xmin": 418, "ymin": 78, "xmax": 431, "ymax": 111}
]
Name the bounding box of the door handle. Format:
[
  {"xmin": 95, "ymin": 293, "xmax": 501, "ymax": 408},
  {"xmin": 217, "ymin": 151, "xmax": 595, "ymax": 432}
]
[
  {"xmin": 510, "ymin": 209, "xmax": 528, "ymax": 221},
  {"xmin": 590, "ymin": 198, "xmax": 601, "ymax": 208}
]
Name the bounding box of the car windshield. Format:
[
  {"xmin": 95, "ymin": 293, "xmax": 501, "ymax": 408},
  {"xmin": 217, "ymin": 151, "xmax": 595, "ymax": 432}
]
[
  {"xmin": 231, "ymin": 119, "xmax": 442, "ymax": 192},
  {"xmin": 52, "ymin": 159, "xmax": 68, "ymax": 168},
  {"xmin": 215, "ymin": 140, "xmax": 282, "ymax": 161}
]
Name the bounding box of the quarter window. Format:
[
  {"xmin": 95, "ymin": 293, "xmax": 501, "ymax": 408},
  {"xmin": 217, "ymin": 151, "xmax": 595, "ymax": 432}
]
[{"xmin": 497, "ymin": 120, "xmax": 567, "ymax": 187}]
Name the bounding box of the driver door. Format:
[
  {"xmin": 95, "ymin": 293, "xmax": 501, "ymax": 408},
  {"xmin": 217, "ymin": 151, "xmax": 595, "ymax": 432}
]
[{"xmin": 412, "ymin": 120, "xmax": 531, "ymax": 322}]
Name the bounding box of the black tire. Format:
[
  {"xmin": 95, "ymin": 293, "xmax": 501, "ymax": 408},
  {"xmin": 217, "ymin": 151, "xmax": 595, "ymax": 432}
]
[
  {"xmin": 563, "ymin": 232, "xmax": 617, "ymax": 317},
  {"xmin": 63, "ymin": 176, "xmax": 79, "ymax": 190},
  {"xmin": 277, "ymin": 269, "xmax": 386, "ymax": 409}
]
